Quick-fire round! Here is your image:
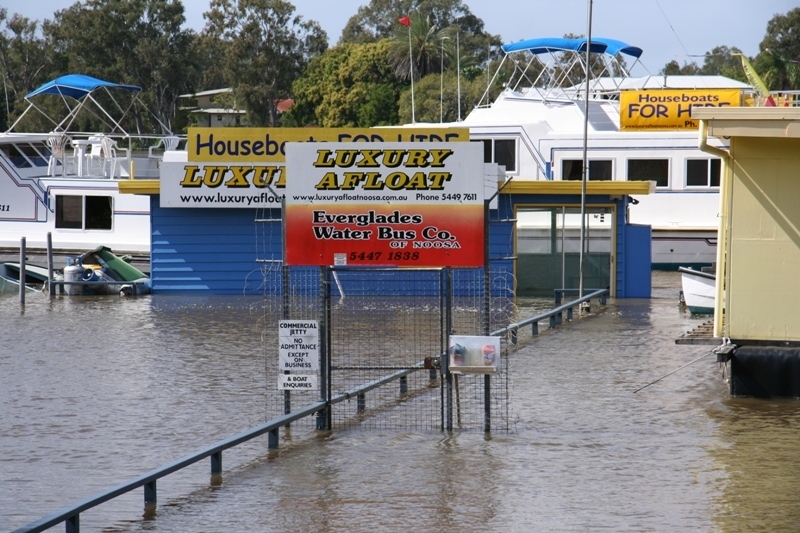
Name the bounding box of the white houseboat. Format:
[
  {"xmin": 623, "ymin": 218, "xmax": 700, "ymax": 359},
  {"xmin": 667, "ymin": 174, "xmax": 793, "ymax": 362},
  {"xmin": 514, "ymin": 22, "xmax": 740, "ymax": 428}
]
[
  {"xmin": 0, "ymin": 74, "xmax": 180, "ymax": 256},
  {"xmin": 453, "ymin": 37, "xmax": 755, "ymax": 269}
]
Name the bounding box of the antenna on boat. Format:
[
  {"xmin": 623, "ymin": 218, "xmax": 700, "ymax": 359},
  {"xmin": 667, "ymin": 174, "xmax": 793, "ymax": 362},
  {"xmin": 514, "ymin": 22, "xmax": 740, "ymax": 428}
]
[
  {"xmin": 457, "ymin": 29, "xmax": 461, "ymax": 121},
  {"xmin": 579, "ymin": 0, "xmax": 593, "ymax": 312},
  {"xmin": 440, "ymin": 35, "xmax": 449, "ymax": 123},
  {"xmin": 398, "ymin": 15, "xmax": 415, "ymax": 123}
]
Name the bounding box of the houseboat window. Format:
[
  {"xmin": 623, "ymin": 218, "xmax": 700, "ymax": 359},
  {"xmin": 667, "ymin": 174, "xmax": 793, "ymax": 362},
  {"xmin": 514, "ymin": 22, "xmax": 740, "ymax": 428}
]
[
  {"xmin": 0, "ymin": 144, "xmax": 32, "ymax": 168},
  {"xmin": 477, "ymin": 138, "xmax": 516, "ymax": 172},
  {"xmin": 56, "ymin": 196, "xmax": 83, "ymax": 229},
  {"xmin": 494, "ymin": 139, "xmax": 516, "ymax": 172},
  {"xmin": 686, "ymin": 158, "xmax": 721, "ymax": 187},
  {"xmin": 562, "ymin": 160, "xmax": 612, "ymax": 181},
  {"xmin": 627, "ymin": 159, "xmax": 668, "ymax": 188},
  {"xmin": 55, "ymin": 195, "xmax": 113, "ymax": 230},
  {"xmin": 19, "ymin": 143, "xmax": 48, "ymax": 167}
]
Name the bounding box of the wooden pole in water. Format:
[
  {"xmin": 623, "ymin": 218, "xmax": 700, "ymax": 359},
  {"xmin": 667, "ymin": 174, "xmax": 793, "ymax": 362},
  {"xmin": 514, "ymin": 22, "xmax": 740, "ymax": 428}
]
[
  {"xmin": 47, "ymin": 232, "xmax": 55, "ymax": 297},
  {"xmin": 19, "ymin": 237, "xmax": 26, "ymax": 304}
]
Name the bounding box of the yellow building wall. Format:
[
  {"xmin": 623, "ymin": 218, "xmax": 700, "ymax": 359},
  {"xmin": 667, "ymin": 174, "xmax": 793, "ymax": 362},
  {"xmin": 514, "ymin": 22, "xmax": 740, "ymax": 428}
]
[{"xmin": 727, "ymin": 137, "xmax": 800, "ymax": 341}]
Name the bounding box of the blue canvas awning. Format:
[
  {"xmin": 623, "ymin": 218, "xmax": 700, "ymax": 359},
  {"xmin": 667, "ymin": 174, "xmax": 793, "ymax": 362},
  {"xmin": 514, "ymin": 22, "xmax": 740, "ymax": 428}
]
[
  {"xmin": 592, "ymin": 37, "xmax": 643, "ymax": 58},
  {"xmin": 25, "ymin": 74, "xmax": 141, "ymax": 100},
  {"xmin": 501, "ymin": 37, "xmax": 642, "ymax": 58}
]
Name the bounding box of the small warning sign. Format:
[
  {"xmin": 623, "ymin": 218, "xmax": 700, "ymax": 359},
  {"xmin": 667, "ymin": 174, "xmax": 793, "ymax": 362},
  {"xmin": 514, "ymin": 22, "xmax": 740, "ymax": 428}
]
[
  {"xmin": 278, "ymin": 320, "xmax": 319, "ymax": 371},
  {"xmin": 278, "ymin": 373, "xmax": 318, "ymax": 390}
]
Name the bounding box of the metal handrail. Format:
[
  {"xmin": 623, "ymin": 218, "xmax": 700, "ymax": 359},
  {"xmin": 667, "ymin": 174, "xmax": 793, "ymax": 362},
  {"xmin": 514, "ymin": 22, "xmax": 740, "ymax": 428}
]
[
  {"xmin": 494, "ymin": 288, "xmax": 608, "ymax": 343},
  {"xmin": 12, "ymin": 402, "xmax": 325, "ymax": 533},
  {"xmin": 13, "ymin": 290, "xmax": 606, "ymax": 533}
]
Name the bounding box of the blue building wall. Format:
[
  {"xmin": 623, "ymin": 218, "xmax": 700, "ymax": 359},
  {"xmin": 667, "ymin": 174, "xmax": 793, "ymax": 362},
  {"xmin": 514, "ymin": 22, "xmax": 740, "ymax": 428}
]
[
  {"xmin": 622, "ymin": 224, "xmax": 651, "ymax": 298},
  {"xmin": 150, "ymin": 199, "xmax": 268, "ymax": 294}
]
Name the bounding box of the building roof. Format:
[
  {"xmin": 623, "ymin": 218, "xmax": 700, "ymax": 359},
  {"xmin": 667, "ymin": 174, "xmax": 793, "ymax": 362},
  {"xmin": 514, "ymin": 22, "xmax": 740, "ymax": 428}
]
[
  {"xmin": 693, "ymin": 107, "xmax": 800, "ymax": 138},
  {"xmin": 179, "ymin": 88, "xmax": 232, "ymax": 99}
]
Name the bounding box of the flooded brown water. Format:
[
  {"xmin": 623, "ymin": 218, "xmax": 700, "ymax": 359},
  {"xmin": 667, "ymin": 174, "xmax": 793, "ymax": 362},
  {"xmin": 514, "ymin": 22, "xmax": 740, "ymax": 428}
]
[{"xmin": 3, "ymin": 272, "xmax": 800, "ymax": 532}]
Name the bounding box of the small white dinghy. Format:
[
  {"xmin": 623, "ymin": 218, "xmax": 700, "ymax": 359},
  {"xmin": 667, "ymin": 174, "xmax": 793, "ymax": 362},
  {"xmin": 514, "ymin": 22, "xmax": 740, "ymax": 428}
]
[{"xmin": 679, "ymin": 266, "xmax": 715, "ymax": 315}]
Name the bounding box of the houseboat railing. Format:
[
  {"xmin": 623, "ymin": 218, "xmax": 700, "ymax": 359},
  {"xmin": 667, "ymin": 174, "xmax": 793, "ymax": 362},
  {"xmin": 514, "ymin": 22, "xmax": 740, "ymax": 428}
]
[{"xmin": 12, "ymin": 289, "xmax": 607, "ymax": 533}]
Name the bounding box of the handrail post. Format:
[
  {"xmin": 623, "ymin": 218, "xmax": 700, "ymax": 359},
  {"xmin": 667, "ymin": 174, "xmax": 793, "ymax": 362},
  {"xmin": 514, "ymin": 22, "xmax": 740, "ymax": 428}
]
[
  {"xmin": 531, "ymin": 321, "xmax": 538, "ymax": 336},
  {"xmin": 210, "ymin": 451, "xmax": 222, "ymax": 486},
  {"xmin": 211, "ymin": 451, "xmax": 222, "ymax": 475},
  {"xmin": 399, "ymin": 375, "xmax": 408, "ymax": 394},
  {"xmin": 144, "ymin": 480, "xmax": 157, "ymax": 518},
  {"xmin": 268, "ymin": 428, "xmax": 279, "ymax": 449},
  {"xmin": 317, "ymin": 267, "xmax": 332, "ymax": 431}
]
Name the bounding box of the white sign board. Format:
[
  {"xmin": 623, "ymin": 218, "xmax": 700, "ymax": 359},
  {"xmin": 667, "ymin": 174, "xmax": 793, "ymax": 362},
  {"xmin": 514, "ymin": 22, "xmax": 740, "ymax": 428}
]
[
  {"xmin": 278, "ymin": 373, "xmax": 319, "ymax": 390},
  {"xmin": 278, "ymin": 320, "xmax": 319, "ymax": 371}
]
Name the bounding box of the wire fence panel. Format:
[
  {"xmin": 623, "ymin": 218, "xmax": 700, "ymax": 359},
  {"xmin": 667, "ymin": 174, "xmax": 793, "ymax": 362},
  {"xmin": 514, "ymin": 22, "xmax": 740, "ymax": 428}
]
[
  {"xmin": 255, "ymin": 204, "xmax": 515, "ymax": 432},
  {"xmin": 327, "ymin": 269, "xmax": 444, "ymax": 431}
]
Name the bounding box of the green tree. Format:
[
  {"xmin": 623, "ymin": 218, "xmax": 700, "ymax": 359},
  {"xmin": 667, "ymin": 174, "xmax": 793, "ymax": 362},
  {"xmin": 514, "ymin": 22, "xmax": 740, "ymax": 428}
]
[
  {"xmin": 399, "ymin": 68, "xmax": 500, "ymax": 124},
  {"xmin": 756, "ymin": 8, "xmax": 800, "ymax": 90},
  {"xmin": 699, "ymin": 46, "xmax": 745, "ymax": 80},
  {"xmin": 288, "ymin": 40, "xmax": 401, "ymax": 127},
  {"xmin": 660, "ymin": 60, "xmax": 701, "ymax": 76},
  {"xmin": 0, "ymin": 9, "xmax": 53, "ymax": 129},
  {"xmin": 389, "ymin": 11, "xmax": 452, "ymax": 80},
  {"xmin": 46, "ymin": 0, "xmax": 198, "ymax": 133},
  {"xmin": 204, "ymin": 0, "xmax": 327, "ymax": 127},
  {"xmin": 340, "ymin": 0, "xmax": 501, "ymax": 65}
]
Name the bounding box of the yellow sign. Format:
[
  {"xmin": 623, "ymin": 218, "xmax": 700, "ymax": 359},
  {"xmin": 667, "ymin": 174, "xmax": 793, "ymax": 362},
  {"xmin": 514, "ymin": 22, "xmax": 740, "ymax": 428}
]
[
  {"xmin": 620, "ymin": 89, "xmax": 740, "ymax": 130},
  {"xmin": 187, "ymin": 127, "xmax": 469, "ymax": 162}
]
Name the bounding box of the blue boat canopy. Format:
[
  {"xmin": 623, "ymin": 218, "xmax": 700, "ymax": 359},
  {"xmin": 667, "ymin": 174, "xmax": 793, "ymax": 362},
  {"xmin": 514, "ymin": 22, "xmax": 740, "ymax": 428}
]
[
  {"xmin": 501, "ymin": 37, "xmax": 642, "ymax": 58},
  {"xmin": 25, "ymin": 74, "xmax": 141, "ymax": 100},
  {"xmin": 592, "ymin": 38, "xmax": 643, "ymax": 58}
]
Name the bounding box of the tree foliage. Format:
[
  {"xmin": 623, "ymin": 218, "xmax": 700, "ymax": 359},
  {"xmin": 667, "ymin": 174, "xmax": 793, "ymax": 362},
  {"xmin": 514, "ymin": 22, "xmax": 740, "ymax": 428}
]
[
  {"xmin": 204, "ymin": 0, "xmax": 327, "ymax": 127},
  {"xmin": 45, "ymin": 0, "xmax": 198, "ymax": 133},
  {"xmin": 340, "ymin": 0, "xmax": 501, "ymax": 65},
  {"xmin": 755, "ymin": 8, "xmax": 800, "ymax": 90},
  {"xmin": 661, "ymin": 60, "xmax": 700, "ymax": 76},
  {"xmin": 5, "ymin": 2, "xmax": 800, "ymax": 133},
  {"xmin": 0, "ymin": 9, "xmax": 53, "ymax": 129},
  {"xmin": 288, "ymin": 40, "xmax": 401, "ymax": 127},
  {"xmin": 389, "ymin": 11, "xmax": 452, "ymax": 80},
  {"xmin": 659, "ymin": 46, "xmax": 745, "ymax": 81}
]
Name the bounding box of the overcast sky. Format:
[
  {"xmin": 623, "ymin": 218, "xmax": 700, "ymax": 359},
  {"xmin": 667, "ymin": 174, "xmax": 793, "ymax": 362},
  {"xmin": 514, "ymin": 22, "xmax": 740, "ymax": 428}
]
[{"xmin": 10, "ymin": 0, "xmax": 798, "ymax": 75}]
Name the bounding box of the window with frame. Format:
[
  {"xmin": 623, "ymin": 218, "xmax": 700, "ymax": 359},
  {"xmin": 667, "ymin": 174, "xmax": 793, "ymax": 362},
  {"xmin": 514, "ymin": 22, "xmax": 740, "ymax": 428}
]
[
  {"xmin": 55, "ymin": 195, "xmax": 113, "ymax": 230},
  {"xmin": 0, "ymin": 143, "xmax": 32, "ymax": 168},
  {"xmin": 562, "ymin": 159, "xmax": 612, "ymax": 181},
  {"xmin": 19, "ymin": 143, "xmax": 49, "ymax": 167},
  {"xmin": 627, "ymin": 159, "xmax": 669, "ymax": 188},
  {"xmin": 686, "ymin": 158, "xmax": 721, "ymax": 187},
  {"xmin": 477, "ymin": 138, "xmax": 516, "ymax": 172}
]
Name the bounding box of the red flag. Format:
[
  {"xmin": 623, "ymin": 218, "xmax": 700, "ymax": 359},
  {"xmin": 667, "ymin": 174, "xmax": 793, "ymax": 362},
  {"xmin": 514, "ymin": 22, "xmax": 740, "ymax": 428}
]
[{"xmin": 398, "ymin": 16, "xmax": 410, "ymax": 27}]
